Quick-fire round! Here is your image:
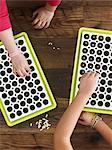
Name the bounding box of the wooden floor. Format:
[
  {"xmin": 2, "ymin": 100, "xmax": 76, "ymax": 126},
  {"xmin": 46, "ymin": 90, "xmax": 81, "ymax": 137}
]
[{"xmin": 0, "ymin": 0, "xmax": 112, "ymax": 149}]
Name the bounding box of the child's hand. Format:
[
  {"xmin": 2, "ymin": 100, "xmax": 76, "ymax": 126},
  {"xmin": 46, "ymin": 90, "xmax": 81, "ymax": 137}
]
[
  {"xmin": 78, "ymin": 112, "xmax": 95, "ymax": 126},
  {"xmin": 32, "ymin": 7, "xmax": 54, "ymax": 29},
  {"xmin": 78, "ymin": 72, "xmax": 100, "ymax": 99},
  {"xmin": 11, "ymin": 51, "xmax": 31, "ymax": 77}
]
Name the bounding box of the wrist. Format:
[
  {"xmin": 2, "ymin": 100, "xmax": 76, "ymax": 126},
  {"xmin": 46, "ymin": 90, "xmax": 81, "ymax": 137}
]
[
  {"xmin": 45, "ymin": 3, "xmax": 57, "ymax": 12},
  {"xmin": 76, "ymin": 91, "xmax": 90, "ymax": 102}
]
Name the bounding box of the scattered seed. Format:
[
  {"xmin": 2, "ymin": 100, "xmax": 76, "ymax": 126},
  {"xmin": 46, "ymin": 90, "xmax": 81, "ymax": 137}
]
[
  {"xmin": 48, "ymin": 42, "xmax": 53, "ymax": 46},
  {"xmin": 29, "ymin": 123, "xmax": 33, "ymax": 127}
]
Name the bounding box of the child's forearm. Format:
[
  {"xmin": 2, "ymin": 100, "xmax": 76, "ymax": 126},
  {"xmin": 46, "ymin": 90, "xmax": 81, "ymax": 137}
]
[
  {"xmin": 95, "ymin": 120, "xmax": 112, "ymax": 146},
  {"xmin": 0, "ymin": 28, "xmax": 18, "ymax": 54},
  {"xmin": 54, "ymin": 92, "xmax": 89, "ymax": 149}
]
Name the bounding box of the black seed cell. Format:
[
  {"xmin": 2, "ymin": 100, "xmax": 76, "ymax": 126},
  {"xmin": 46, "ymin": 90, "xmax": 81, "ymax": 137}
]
[
  {"xmin": 110, "ymin": 59, "xmax": 112, "ymax": 64},
  {"xmin": 95, "ymin": 64, "xmax": 100, "ymax": 70},
  {"xmin": 9, "ymin": 74, "xmax": 15, "ymax": 80},
  {"xmin": 6, "ymin": 84, "xmax": 11, "ymax": 89},
  {"xmin": 30, "ymin": 105, "xmax": 35, "ymax": 110},
  {"xmin": 7, "ymin": 68, "xmax": 12, "ymax": 73},
  {"xmin": 24, "ymin": 53, "xmax": 29, "ymax": 58},
  {"xmin": 97, "ymin": 50, "xmax": 102, "ymax": 55},
  {"xmin": 109, "ymin": 66, "xmax": 112, "ymax": 71},
  {"xmin": 24, "ymin": 92, "xmax": 29, "ymax": 97},
  {"xmin": 90, "ymin": 42, "xmax": 96, "ymax": 47},
  {"xmin": 89, "ymin": 56, "xmax": 94, "ymax": 61},
  {"xmin": 37, "ymin": 86, "xmax": 43, "ymax": 91},
  {"xmin": 17, "ymin": 110, "xmax": 22, "ymax": 116},
  {"xmin": 2, "ymin": 55, "xmax": 7, "ymax": 60},
  {"xmin": 27, "ymin": 98, "xmax": 32, "ymax": 104},
  {"xmin": 90, "ymin": 49, "xmax": 95, "ymax": 54},
  {"xmin": 105, "ymin": 36, "xmax": 111, "ymax": 42},
  {"xmin": 107, "ymin": 88, "xmax": 111, "ymax": 93},
  {"xmin": 100, "ymin": 87, "xmax": 105, "ymax": 92},
  {"xmin": 7, "ymin": 106, "xmax": 12, "ymax": 112},
  {"xmin": 25, "ymin": 76, "xmax": 30, "ymax": 81},
  {"xmin": 28, "ymin": 82, "xmax": 33, "ymax": 87},
  {"xmin": 91, "ymin": 35, "xmax": 97, "ymax": 40},
  {"xmin": 88, "ymin": 63, "xmax": 93, "ymax": 69},
  {"xmin": 82, "ymin": 48, "xmax": 88, "ymax": 53},
  {"xmin": 0, "ymin": 81, "xmax": 1, "ymax": 85},
  {"xmin": 4, "ymin": 61, "xmax": 9, "ymax": 66},
  {"xmin": 27, "ymin": 59, "xmax": 32, "ymax": 65},
  {"xmin": 0, "ymin": 87, "xmax": 4, "ymax": 92},
  {"xmin": 40, "ymin": 93, "xmax": 46, "ymax": 98},
  {"xmin": 43, "ymin": 99, "xmax": 48, "ymax": 105},
  {"xmin": 98, "ymin": 101, "xmax": 103, "ymax": 106},
  {"xmin": 21, "ymin": 85, "xmax": 27, "ymax": 90},
  {"xmin": 83, "ymin": 41, "xmax": 89, "ymax": 46},
  {"xmin": 105, "ymin": 44, "xmax": 110, "ymax": 49},
  {"xmin": 101, "ymin": 72, "xmax": 106, "ymax": 78},
  {"xmin": 0, "ymin": 64, "xmax": 3, "ymax": 69},
  {"xmin": 102, "ymin": 65, "xmax": 107, "ymax": 70},
  {"xmin": 100, "ymin": 79, "xmax": 106, "ymax": 85},
  {"xmin": 98, "ymin": 36, "xmax": 104, "ymax": 41},
  {"xmin": 81, "ymin": 62, "xmax": 86, "ymax": 68},
  {"xmin": 21, "ymin": 46, "xmax": 26, "ymax": 52},
  {"xmin": 96, "ymin": 57, "xmax": 101, "ymax": 62},
  {"xmin": 23, "ymin": 108, "xmax": 28, "ymax": 113},
  {"xmin": 14, "ymin": 104, "xmax": 19, "ymax": 109},
  {"xmin": 11, "ymin": 97, "xmax": 16, "ymax": 102},
  {"xmin": 10, "ymin": 113, "xmax": 15, "ymax": 119},
  {"xmin": 84, "ymin": 34, "xmax": 89, "ymax": 39},
  {"xmin": 1, "ymin": 71, "xmax": 5, "ymax": 76},
  {"xmin": 92, "ymin": 93, "xmax": 97, "ymax": 98},
  {"xmin": 109, "ymin": 73, "xmax": 112, "ymax": 78},
  {"xmin": 32, "ymin": 73, "xmax": 37, "ymax": 78},
  {"xmin": 3, "ymin": 77, "xmax": 8, "ymax": 82},
  {"xmin": 105, "ymin": 102, "xmax": 110, "ymax": 107},
  {"xmin": 15, "ymin": 88, "xmax": 20, "ymax": 93},
  {"xmin": 35, "ymin": 79, "xmax": 40, "ymax": 85},
  {"xmin": 103, "ymin": 58, "xmax": 108, "ymax": 63},
  {"xmin": 12, "ymin": 81, "xmax": 17, "ymax": 86},
  {"xmin": 2, "ymin": 93, "xmax": 7, "ymax": 98},
  {"xmin": 18, "ymin": 94, "xmax": 23, "ymax": 100},
  {"xmin": 0, "ymin": 48, "xmax": 4, "ymax": 53},
  {"xmin": 31, "ymin": 89, "xmax": 36, "ymax": 94},
  {"xmin": 97, "ymin": 43, "xmax": 103, "ymax": 48},
  {"xmin": 108, "ymin": 80, "xmax": 112, "ymax": 86},
  {"xmin": 8, "ymin": 90, "xmax": 13, "ymax": 96},
  {"xmin": 4, "ymin": 100, "xmax": 10, "ymax": 105},
  {"xmin": 20, "ymin": 101, "xmax": 25, "ymax": 106},
  {"xmin": 30, "ymin": 66, "xmax": 35, "ymax": 71},
  {"xmin": 19, "ymin": 78, "xmax": 24, "ymax": 84},
  {"xmin": 90, "ymin": 100, "xmax": 96, "ymax": 105},
  {"xmin": 34, "ymin": 95, "xmax": 39, "ymax": 101},
  {"xmin": 80, "ymin": 69, "xmax": 85, "ymax": 75},
  {"xmin": 36, "ymin": 102, "xmax": 42, "ymax": 108},
  {"xmin": 18, "ymin": 40, "xmax": 24, "ymax": 45},
  {"xmin": 106, "ymin": 95, "xmax": 111, "ymax": 100},
  {"xmin": 99, "ymin": 94, "xmax": 104, "ymax": 99},
  {"xmin": 104, "ymin": 51, "xmax": 109, "ymax": 56}
]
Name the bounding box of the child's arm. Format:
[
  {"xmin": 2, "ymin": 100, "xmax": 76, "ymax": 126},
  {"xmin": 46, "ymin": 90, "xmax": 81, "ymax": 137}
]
[
  {"xmin": 79, "ymin": 112, "xmax": 112, "ymax": 146},
  {"xmin": 0, "ymin": 0, "xmax": 30, "ymax": 76},
  {"xmin": 54, "ymin": 72, "xmax": 100, "ymax": 150},
  {"xmin": 32, "ymin": 0, "xmax": 61, "ymax": 29}
]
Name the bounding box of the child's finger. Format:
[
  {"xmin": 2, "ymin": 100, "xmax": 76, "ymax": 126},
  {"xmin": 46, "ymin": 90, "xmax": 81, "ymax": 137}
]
[
  {"xmin": 32, "ymin": 10, "xmax": 39, "ymax": 19},
  {"xmin": 41, "ymin": 21, "xmax": 46, "ymax": 28},
  {"xmin": 32, "ymin": 18, "xmax": 40, "ymax": 25},
  {"xmin": 17, "ymin": 69, "xmax": 24, "ymax": 77},
  {"xmin": 21, "ymin": 68, "xmax": 29, "ymax": 76},
  {"xmin": 13, "ymin": 67, "xmax": 17, "ymax": 75},
  {"xmin": 95, "ymin": 72, "xmax": 100, "ymax": 78},
  {"xmin": 44, "ymin": 21, "xmax": 50, "ymax": 28}
]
